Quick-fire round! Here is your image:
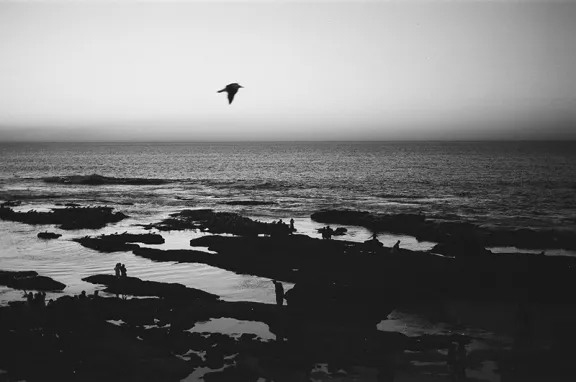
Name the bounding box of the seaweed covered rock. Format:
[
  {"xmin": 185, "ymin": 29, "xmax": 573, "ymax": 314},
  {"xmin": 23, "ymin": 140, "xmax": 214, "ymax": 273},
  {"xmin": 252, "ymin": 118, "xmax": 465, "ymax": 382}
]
[
  {"xmin": 0, "ymin": 206, "xmax": 128, "ymax": 230},
  {"xmin": 0, "ymin": 270, "xmax": 66, "ymax": 291},
  {"xmin": 82, "ymin": 274, "xmax": 219, "ymax": 300},
  {"xmin": 74, "ymin": 232, "xmax": 164, "ymax": 252}
]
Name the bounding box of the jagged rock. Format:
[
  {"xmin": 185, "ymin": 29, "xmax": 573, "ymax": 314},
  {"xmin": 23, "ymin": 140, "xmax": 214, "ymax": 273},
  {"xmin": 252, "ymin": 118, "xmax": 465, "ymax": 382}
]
[
  {"xmin": 74, "ymin": 232, "xmax": 164, "ymax": 252},
  {"xmin": 0, "ymin": 270, "xmax": 66, "ymax": 291},
  {"xmin": 0, "ymin": 206, "xmax": 128, "ymax": 230},
  {"xmin": 82, "ymin": 274, "xmax": 219, "ymax": 300}
]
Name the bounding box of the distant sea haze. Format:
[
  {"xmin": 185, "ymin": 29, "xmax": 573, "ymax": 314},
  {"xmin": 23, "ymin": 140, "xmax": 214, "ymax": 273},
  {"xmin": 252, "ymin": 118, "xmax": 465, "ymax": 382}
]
[{"xmin": 1, "ymin": 141, "xmax": 575, "ymax": 232}]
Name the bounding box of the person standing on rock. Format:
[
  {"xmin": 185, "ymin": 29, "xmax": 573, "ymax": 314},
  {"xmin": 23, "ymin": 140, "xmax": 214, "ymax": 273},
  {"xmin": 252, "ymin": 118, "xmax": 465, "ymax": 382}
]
[
  {"xmin": 391, "ymin": 240, "xmax": 401, "ymax": 253},
  {"xmin": 114, "ymin": 263, "xmax": 121, "ymax": 278},
  {"xmin": 290, "ymin": 218, "xmax": 295, "ymax": 232},
  {"xmin": 120, "ymin": 264, "xmax": 127, "ymax": 278},
  {"xmin": 272, "ymin": 280, "xmax": 285, "ymax": 307}
]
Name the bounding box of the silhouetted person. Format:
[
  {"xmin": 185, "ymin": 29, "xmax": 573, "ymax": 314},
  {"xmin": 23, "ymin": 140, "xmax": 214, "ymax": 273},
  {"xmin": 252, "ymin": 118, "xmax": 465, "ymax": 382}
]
[
  {"xmin": 455, "ymin": 342, "xmax": 467, "ymax": 380},
  {"xmin": 114, "ymin": 263, "xmax": 121, "ymax": 278},
  {"xmin": 290, "ymin": 219, "xmax": 294, "ymax": 231},
  {"xmin": 447, "ymin": 342, "xmax": 458, "ymax": 381},
  {"xmin": 515, "ymin": 302, "xmax": 533, "ymax": 347},
  {"xmin": 217, "ymin": 83, "xmax": 244, "ymax": 104},
  {"xmin": 391, "ymin": 240, "xmax": 401, "ymax": 253},
  {"xmin": 120, "ymin": 264, "xmax": 127, "ymax": 278},
  {"xmin": 272, "ymin": 280, "xmax": 284, "ymax": 307},
  {"xmin": 79, "ymin": 291, "xmax": 87, "ymax": 300},
  {"xmin": 25, "ymin": 291, "xmax": 34, "ymax": 306},
  {"xmin": 38, "ymin": 291, "xmax": 46, "ymax": 307}
]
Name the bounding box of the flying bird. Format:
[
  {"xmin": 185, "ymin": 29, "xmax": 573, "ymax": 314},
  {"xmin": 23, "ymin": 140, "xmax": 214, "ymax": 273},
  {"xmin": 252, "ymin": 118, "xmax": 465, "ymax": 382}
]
[{"xmin": 217, "ymin": 83, "xmax": 244, "ymax": 104}]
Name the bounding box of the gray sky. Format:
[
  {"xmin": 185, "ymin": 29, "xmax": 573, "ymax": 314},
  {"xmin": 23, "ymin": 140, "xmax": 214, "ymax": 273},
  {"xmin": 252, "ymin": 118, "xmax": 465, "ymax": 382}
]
[{"xmin": 1, "ymin": 0, "xmax": 575, "ymax": 141}]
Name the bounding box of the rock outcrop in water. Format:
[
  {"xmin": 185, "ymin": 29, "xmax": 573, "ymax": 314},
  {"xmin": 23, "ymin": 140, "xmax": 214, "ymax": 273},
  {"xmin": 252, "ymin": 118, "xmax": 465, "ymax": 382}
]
[
  {"xmin": 43, "ymin": 174, "xmax": 170, "ymax": 185},
  {"xmin": 74, "ymin": 232, "xmax": 165, "ymax": 252},
  {"xmin": 311, "ymin": 209, "xmax": 576, "ymax": 250},
  {"xmin": 82, "ymin": 274, "xmax": 219, "ymax": 300},
  {"xmin": 0, "ymin": 200, "xmax": 21, "ymax": 208},
  {"xmin": 222, "ymin": 200, "xmax": 278, "ymax": 206},
  {"xmin": 37, "ymin": 231, "xmax": 62, "ymax": 240},
  {"xmin": 0, "ymin": 270, "xmax": 66, "ymax": 291},
  {"xmin": 144, "ymin": 209, "xmax": 293, "ymax": 236},
  {"xmin": 0, "ymin": 205, "xmax": 128, "ymax": 230}
]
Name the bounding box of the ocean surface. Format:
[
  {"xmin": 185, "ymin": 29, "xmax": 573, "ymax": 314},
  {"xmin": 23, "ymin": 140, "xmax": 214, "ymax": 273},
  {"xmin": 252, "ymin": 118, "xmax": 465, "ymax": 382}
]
[{"xmin": 1, "ymin": 141, "xmax": 576, "ymax": 306}]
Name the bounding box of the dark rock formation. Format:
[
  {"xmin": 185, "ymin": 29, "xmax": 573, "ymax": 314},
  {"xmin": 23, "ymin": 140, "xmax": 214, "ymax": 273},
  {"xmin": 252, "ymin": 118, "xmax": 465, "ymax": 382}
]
[
  {"xmin": 0, "ymin": 206, "xmax": 128, "ymax": 230},
  {"xmin": 37, "ymin": 231, "xmax": 62, "ymax": 239},
  {"xmin": 82, "ymin": 274, "xmax": 219, "ymax": 301},
  {"xmin": 317, "ymin": 227, "xmax": 347, "ymax": 236},
  {"xmin": 0, "ymin": 299, "xmax": 193, "ymax": 381},
  {"xmin": 43, "ymin": 174, "xmax": 170, "ymax": 185},
  {"xmin": 430, "ymin": 240, "xmax": 492, "ymax": 257},
  {"xmin": 1, "ymin": 281, "xmax": 575, "ymax": 382},
  {"xmin": 311, "ymin": 209, "xmax": 576, "ymax": 250},
  {"xmin": 143, "ymin": 209, "xmax": 292, "ymax": 236},
  {"xmin": 0, "ymin": 270, "xmax": 66, "ymax": 291},
  {"xmin": 74, "ymin": 232, "xmax": 164, "ymax": 252},
  {"xmin": 222, "ymin": 200, "xmax": 278, "ymax": 206},
  {"xmin": 1, "ymin": 200, "xmax": 21, "ymax": 208}
]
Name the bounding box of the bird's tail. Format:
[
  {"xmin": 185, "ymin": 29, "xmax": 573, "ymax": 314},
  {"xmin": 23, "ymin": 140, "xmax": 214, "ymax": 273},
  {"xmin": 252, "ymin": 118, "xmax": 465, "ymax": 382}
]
[{"xmin": 217, "ymin": 89, "xmax": 226, "ymax": 93}]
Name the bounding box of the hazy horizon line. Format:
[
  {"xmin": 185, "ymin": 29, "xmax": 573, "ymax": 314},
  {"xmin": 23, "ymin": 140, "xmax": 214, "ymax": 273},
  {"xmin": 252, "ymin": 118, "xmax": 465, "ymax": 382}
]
[{"xmin": 2, "ymin": 139, "xmax": 575, "ymax": 144}]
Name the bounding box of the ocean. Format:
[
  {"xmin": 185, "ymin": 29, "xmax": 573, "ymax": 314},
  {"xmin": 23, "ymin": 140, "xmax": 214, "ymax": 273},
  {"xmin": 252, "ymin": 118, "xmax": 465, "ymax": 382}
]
[{"xmin": 1, "ymin": 141, "xmax": 576, "ymax": 306}]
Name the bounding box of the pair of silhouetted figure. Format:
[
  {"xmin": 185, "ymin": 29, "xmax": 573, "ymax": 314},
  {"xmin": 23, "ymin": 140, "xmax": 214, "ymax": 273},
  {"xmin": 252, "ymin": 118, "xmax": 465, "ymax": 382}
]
[
  {"xmin": 272, "ymin": 280, "xmax": 285, "ymax": 307},
  {"xmin": 322, "ymin": 226, "xmax": 334, "ymax": 240},
  {"xmin": 114, "ymin": 263, "xmax": 127, "ymax": 278}
]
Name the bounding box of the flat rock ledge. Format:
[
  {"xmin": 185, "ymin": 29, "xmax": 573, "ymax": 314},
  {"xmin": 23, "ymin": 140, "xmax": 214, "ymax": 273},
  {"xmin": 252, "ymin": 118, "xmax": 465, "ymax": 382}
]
[
  {"xmin": 0, "ymin": 270, "xmax": 66, "ymax": 291},
  {"xmin": 74, "ymin": 232, "xmax": 165, "ymax": 252},
  {"xmin": 43, "ymin": 174, "xmax": 171, "ymax": 185},
  {"xmin": 143, "ymin": 209, "xmax": 293, "ymax": 236},
  {"xmin": 82, "ymin": 274, "xmax": 219, "ymax": 301},
  {"xmin": 311, "ymin": 209, "xmax": 576, "ymax": 250}
]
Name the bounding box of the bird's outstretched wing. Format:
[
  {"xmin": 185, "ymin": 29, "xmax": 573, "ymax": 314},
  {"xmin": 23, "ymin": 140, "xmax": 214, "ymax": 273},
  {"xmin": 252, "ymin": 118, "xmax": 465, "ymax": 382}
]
[{"xmin": 227, "ymin": 91, "xmax": 236, "ymax": 104}]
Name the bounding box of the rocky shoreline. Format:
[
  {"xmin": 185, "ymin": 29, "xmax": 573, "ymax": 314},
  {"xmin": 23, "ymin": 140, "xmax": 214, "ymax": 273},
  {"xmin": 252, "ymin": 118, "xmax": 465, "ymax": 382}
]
[
  {"xmin": 2, "ymin": 272, "xmax": 575, "ymax": 382},
  {"xmin": 2, "ymin": 203, "xmax": 576, "ymax": 381},
  {"xmin": 311, "ymin": 209, "xmax": 576, "ymax": 250}
]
